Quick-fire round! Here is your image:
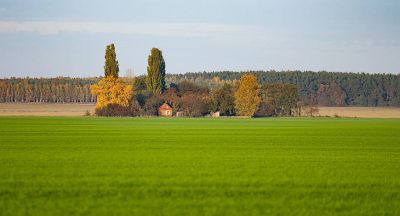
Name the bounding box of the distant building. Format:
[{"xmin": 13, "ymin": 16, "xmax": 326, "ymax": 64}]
[
  {"xmin": 159, "ymin": 103, "xmax": 172, "ymax": 117},
  {"xmin": 211, "ymin": 111, "xmax": 220, "ymax": 117},
  {"xmin": 176, "ymin": 111, "xmax": 185, "ymax": 117}
]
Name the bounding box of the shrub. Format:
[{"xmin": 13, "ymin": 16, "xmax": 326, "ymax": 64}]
[
  {"xmin": 143, "ymin": 95, "xmax": 164, "ymax": 116},
  {"xmin": 84, "ymin": 110, "xmax": 91, "ymax": 116}
]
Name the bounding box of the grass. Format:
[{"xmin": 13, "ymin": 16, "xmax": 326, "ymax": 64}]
[{"xmin": 0, "ymin": 117, "xmax": 399, "ymax": 215}]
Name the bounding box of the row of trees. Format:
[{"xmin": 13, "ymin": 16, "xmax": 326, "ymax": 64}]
[
  {"xmin": 1, "ymin": 71, "xmax": 398, "ymax": 107},
  {"xmin": 2, "ymin": 45, "xmax": 398, "ymax": 109},
  {"xmin": 0, "ymin": 77, "xmax": 98, "ymax": 103},
  {"xmin": 166, "ymin": 71, "xmax": 400, "ymax": 107}
]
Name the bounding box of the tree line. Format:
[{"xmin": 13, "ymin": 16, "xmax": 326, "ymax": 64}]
[
  {"xmin": 2, "ymin": 71, "xmax": 398, "ymax": 107},
  {"xmin": 0, "ymin": 77, "xmax": 98, "ymax": 103},
  {"xmin": 1, "ymin": 45, "xmax": 399, "ymax": 108},
  {"xmin": 166, "ymin": 71, "xmax": 400, "ymax": 107}
]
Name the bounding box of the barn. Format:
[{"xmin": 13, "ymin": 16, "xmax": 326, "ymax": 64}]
[{"xmin": 158, "ymin": 103, "xmax": 172, "ymax": 117}]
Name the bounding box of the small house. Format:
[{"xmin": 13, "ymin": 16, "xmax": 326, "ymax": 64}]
[
  {"xmin": 211, "ymin": 111, "xmax": 220, "ymax": 117},
  {"xmin": 176, "ymin": 111, "xmax": 185, "ymax": 117},
  {"xmin": 159, "ymin": 103, "xmax": 172, "ymax": 117}
]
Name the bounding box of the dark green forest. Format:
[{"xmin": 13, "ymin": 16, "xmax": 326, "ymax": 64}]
[{"xmin": 1, "ymin": 71, "xmax": 399, "ymax": 106}]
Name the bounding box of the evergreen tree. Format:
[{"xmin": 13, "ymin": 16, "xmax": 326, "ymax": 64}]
[
  {"xmin": 146, "ymin": 48, "xmax": 166, "ymax": 94},
  {"xmin": 104, "ymin": 44, "xmax": 119, "ymax": 78}
]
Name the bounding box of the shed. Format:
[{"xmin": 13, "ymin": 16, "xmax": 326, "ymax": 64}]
[
  {"xmin": 159, "ymin": 103, "xmax": 172, "ymax": 117},
  {"xmin": 176, "ymin": 111, "xmax": 185, "ymax": 117},
  {"xmin": 211, "ymin": 111, "xmax": 220, "ymax": 117}
]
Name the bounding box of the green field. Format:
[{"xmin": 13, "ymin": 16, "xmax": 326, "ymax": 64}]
[{"xmin": 0, "ymin": 117, "xmax": 399, "ymax": 215}]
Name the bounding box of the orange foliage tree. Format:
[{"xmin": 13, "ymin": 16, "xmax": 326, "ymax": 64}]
[
  {"xmin": 91, "ymin": 76, "xmax": 133, "ymax": 109},
  {"xmin": 234, "ymin": 74, "xmax": 260, "ymax": 116}
]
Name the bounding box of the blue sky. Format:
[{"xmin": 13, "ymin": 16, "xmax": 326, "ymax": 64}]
[{"xmin": 0, "ymin": 0, "xmax": 399, "ymax": 77}]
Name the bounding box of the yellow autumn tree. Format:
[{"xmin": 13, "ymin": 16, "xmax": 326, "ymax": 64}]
[
  {"xmin": 91, "ymin": 76, "xmax": 133, "ymax": 109},
  {"xmin": 234, "ymin": 74, "xmax": 260, "ymax": 116}
]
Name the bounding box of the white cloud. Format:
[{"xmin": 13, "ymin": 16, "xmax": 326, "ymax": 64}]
[{"xmin": 0, "ymin": 21, "xmax": 263, "ymax": 37}]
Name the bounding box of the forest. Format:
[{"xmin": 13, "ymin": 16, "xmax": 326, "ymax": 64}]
[
  {"xmin": 166, "ymin": 71, "xmax": 400, "ymax": 107},
  {"xmin": 1, "ymin": 71, "xmax": 399, "ymax": 107}
]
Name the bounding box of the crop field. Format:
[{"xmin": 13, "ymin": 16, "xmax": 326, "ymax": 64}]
[
  {"xmin": 0, "ymin": 117, "xmax": 399, "ymax": 215},
  {"xmin": 2, "ymin": 103, "xmax": 400, "ymax": 118},
  {"xmin": 0, "ymin": 103, "xmax": 95, "ymax": 116}
]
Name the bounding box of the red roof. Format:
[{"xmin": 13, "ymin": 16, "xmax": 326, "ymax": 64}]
[{"xmin": 159, "ymin": 103, "xmax": 172, "ymax": 111}]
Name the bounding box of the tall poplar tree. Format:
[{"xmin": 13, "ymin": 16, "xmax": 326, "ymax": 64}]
[
  {"xmin": 104, "ymin": 44, "xmax": 119, "ymax": 78},
  {"xmin": 146, "ymin": 48, "xmax": 166, "ymax": 94}
]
